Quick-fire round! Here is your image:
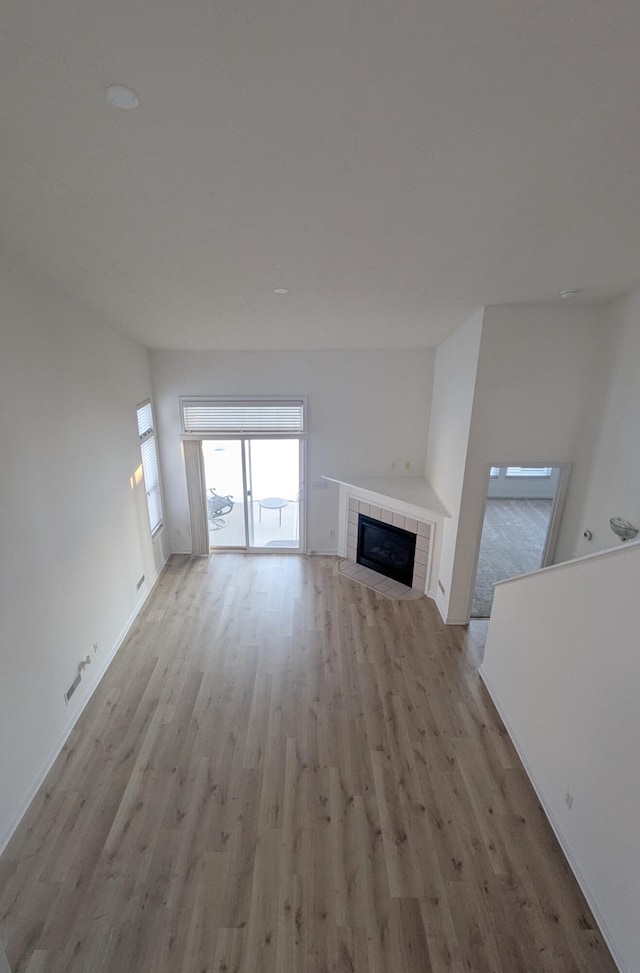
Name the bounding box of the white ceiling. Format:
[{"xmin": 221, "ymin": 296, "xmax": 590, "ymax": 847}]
[{"xmin": 2, "ymin": 0, "xmax": 640, "ymax": 350}]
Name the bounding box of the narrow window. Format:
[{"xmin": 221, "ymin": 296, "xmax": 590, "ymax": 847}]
[{"xmin": 137, "ymin": 400, "xmax": 163, "ymax": 535}]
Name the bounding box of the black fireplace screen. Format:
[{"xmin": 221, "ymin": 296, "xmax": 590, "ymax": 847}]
[{"xmin": 356, "ymin": 514, "xmax": 416, "ymax": 586}]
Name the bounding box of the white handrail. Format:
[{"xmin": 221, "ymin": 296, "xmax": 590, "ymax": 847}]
[{"xmin": 493, "ymin": 535, "xmax": 640, "ymax": 588}]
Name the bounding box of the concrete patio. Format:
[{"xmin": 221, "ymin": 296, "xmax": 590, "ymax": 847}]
[{"xmin": 209, "ymin": 497, "xmax": 300, "ymax": 549}]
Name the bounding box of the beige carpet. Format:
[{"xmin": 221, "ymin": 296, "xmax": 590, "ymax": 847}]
[{"xmin": 471, "ymin": 498, "xmax": 552, "ymax": 617}]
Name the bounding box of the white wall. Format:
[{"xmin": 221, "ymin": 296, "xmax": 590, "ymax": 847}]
[
  {"xmin": 446, "ymin": 305, "xmax": 602, "ymax": 622},
  {"xmin": 0, "ymin": 256, "xmax": 168, "ymax": 849},
  {"xmin": 150, "ymin": 349, "xmax": 434, "ymax": 554},
  {"xmin": 481, "ymin": 543, "xmax": 640, "ymax": 973},
  {"xmin": 424, "ymin": 309, "xmax": 483, "ymax": 622},
  {"xmin": 560, "ymin": 290, "xmax": 640, "ymax": 559}
]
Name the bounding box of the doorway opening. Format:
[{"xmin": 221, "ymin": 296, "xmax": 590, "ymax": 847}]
[
  {"xmin": 471, "ymin": 465, "xmax": 569, "ymax": 618},
  {"xmin": 203, "ymin": 438, "xmax": 302, "ymax": 551}
]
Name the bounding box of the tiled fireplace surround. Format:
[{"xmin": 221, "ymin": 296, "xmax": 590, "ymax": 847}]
[{"xmin": 346, "ymin": 497, "xmax": 431, "ymax": 594}]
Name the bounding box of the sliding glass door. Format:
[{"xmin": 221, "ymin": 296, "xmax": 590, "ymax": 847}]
[
  {"xmin": 201, "ymin": 438, "xmax": 303, "ymax": 551},
  {"xmin": 181, "ymin": 397, "xmax": 306, "ymax": 554},
  {"xmin": 246, "ymin": 439, "xmax": 300, "ymax": 549},
  {"xmin": 202, "ymin": 440, "xmax": 246, "ymax": 549}
]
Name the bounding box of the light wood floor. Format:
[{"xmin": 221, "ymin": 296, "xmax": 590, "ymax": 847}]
[{"xmin": 0, "ymin": 555, "xmax": 616, "ymax": 973}]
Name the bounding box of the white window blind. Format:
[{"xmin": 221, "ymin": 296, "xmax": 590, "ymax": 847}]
[
  {"xmin": 137, "ymin": 400, "xmax": 163, "ymax": 535},
  {"xmin": 180, "ymin": 398, "xmax": 305, "ymax": 434},
  {"xmin": 505, "ymin": 466, "xmax": 552, "ymax": 478},
  {"xmin": 489, "ymin": 467, "xmax": 500, "ymax": 477},
  {"xmin": 137, "ymin": 401, "xmax": 153, "ymax": 438}
]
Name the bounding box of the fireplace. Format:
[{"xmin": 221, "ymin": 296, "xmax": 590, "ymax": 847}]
[{"xmin": 357, "ymin": 514, "xmax": 417, "ymax": 587}]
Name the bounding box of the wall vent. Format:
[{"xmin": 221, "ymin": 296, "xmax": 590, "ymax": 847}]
[
  {"xmin": 438, "ymin": 580, "xmax": 445, "ymax": 595},
  {"xmin": 64, "ymin": 672, "xmax": 81, "ymax": 704},
  {"xmin": 136, "ymin": 574, "xmax": 145, "ymax": 591}
]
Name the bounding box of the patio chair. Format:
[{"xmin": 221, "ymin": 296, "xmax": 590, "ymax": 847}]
[{"xmin": 207, "ymin": 488, "xmax": 234, "ymax": 530}]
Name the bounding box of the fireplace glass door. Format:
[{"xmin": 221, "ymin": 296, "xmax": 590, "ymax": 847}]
[{"xmin": 357, "ymin": 514, "xmax": 416, "ymax": 586}]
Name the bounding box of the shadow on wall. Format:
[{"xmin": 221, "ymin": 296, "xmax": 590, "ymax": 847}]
[{"xmin": 1, "ymin": 940, "xmax": 12, "ymax": 973}]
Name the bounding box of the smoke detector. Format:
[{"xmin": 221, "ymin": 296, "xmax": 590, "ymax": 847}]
[{"xmin": 106, "ymin": 85, "xmax": 140, "ymax": 110}]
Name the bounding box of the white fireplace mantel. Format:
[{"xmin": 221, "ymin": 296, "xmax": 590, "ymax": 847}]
[
  {"xmin": 323, "ymin": 474, "xmax": 449, "ymax": 598},
  {"xmin": 323, "ymin": 474, "xmax": 449, "ymax": 518}
]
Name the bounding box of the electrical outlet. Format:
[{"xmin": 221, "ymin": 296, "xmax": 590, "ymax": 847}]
[
  {"xmin": 329, "ymin": 529, "xmax": 336, "ymax": 537},
  {"xmin": 404, "ymin": 461, "xmax": 411, "ymax": 471},
  {"xmin": 391, "ymin": 461, "xmax": 397, "ymax": 471},
  {"xmin": 565, "ymin": 789, "xmax": 574, "ymax": 810}
]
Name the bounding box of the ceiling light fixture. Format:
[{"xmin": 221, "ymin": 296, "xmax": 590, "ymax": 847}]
[
  {"xmin": 560, "ymin": 289, "xmax": 582, "ymax": 300},
  {"xmin": 106, "ymin": 85, "xmax": 140, "ymax": 110},
  {"xmin": 274, "ymin": 288, "xmax": 289, "ymax": 295}
]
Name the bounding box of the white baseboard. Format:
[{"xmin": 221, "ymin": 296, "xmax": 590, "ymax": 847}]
[
  {"xmin": 0, "ymin": 552, "xmax": 171, "ymax": 855},
  {"xmin": 479, "ymin": 666, "xmax": 627, "ymax": 973}
]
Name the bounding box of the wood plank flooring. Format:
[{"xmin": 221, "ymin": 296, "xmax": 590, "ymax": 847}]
[{"xmin": 0, "ymin": 555, "xmax": 617, "ymax": 973}]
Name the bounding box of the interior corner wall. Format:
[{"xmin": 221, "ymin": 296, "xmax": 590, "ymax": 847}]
[
  {"xmin": 424, "ymin": 309, "xmax": 484, "ymax": 623},
  {"xmin": 150, "ymin": 348, "xmax": 434, "ymax": 555},
  {"xmin": 447, "ymin": 305, "xmax": 602, "ymax": 623},
  {"xmin": 0, "ymin": 256, "xmax": 169, "ymax": 850},
  {"xmin": 556, "ymin": 288, "xmax": 640, "ymax": 560}
]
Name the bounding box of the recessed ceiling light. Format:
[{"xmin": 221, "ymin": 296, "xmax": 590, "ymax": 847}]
[
  {"xmin": 273, "ymin": 287, "xmax": 289, "ymax": 295},
  {"xmin": 106, "ymin": 85, "xmax": 140, "ymax": 110},
  {"xmin": 560, "ymin": 289, "xmax": 582, "ymax": 300}
]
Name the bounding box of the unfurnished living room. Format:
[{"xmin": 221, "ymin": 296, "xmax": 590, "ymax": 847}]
[{"xmin": 1, "ymin": 2, "xmax": 640, "ymax": 972}]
